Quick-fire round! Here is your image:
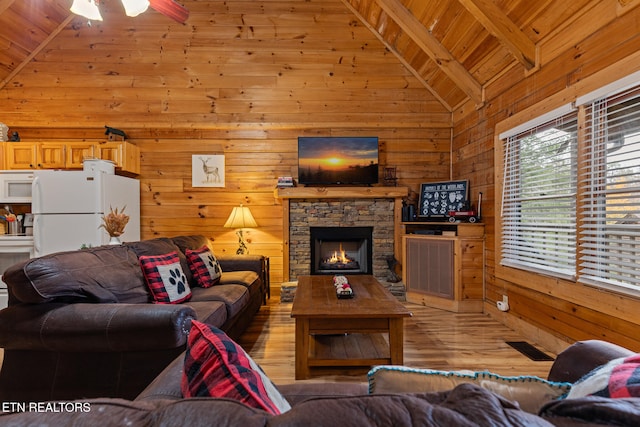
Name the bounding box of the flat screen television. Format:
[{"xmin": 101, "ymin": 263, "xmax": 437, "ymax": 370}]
[{"xmin": 297, "ymin": 136, "xmax": 379, "ymax": 186}]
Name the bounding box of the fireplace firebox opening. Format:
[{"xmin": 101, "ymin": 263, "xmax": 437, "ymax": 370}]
[{"xmin": 310, "ymin": 226, "xmax": 373, "ymax": 275}]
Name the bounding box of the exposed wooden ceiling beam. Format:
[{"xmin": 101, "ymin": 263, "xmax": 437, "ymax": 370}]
[
  {"xmin": 458, "ymin": 0, "xmax": 537, "ymax": 70},
  {"xmin": 0, "ymin": 14, "xmax": 74, "ymax": 90},
  {"xmin": 340, "ymin": 0, "xmax": 454, "ymax": 111},
  {"xmin": 375, "ymin": 0, "xmax": 484, "ymax": 106},
  {"xmin": 617, "ymin": 0, "xmax": 640, "ymax": 15},
  {"xmin": 0, "ymin": 0, "xmax": 15, "ymax": 15}
]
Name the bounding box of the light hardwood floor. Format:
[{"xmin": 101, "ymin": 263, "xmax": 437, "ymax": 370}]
[{"xmin": 238, "ymin": 295, "xmax": 559, "ymax": 386}]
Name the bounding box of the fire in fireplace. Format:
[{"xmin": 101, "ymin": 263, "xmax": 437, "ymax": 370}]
[
  {"xmin": 320, "ymin": 243, "xmax": 359, "ymax": 270},
  {"xmin": 310, "ymin": 227, "xmax": 373, "ymax": 275}
]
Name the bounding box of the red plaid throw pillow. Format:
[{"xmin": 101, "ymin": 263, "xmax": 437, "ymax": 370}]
[
  {"xmin": 185, "ymin": 245, "xmax": 222, "ymax": 288},
  {"xmin": 139, "ymin": 252, "xmax": 192, "ymax": 304},
  {"xmin": 567, "ymin": 353, "xmax": 640, "ymax": 399},
  {"xmin": 181, "ymin": 321, "xmax": 290, "ymax": 414}
]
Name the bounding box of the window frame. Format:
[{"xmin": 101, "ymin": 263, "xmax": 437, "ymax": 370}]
[
  {"xmin": 500, "ymin": 110, "xmax": 579, "ymax": 280},
  {"xmin": 496, "ymin": 72, "xmax": 640, "ymax": 297},
  {"xmin": 577, "ymin": 87, "xmax": 640, "ymax": 294}
]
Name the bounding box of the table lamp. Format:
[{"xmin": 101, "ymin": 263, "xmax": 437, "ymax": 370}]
[{"xmin": 224, "ymin": 204, "xmax": 258, "ymax": 255}]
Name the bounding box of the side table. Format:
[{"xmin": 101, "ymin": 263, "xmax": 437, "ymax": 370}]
[{"xmin": 260, "ymin": 255, "xmax": 270, "ymax": 304}]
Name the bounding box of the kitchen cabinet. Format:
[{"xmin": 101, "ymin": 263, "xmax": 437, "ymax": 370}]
[
  {"xmin": 38, "ymin": 142, "xmax": 66, "ymax": 169},
  {"xmin": 402, "ymin": 222, "xmax": 484, "ymax": 313},
  {"xmin": 4, "ymin": 142, "xmax": 38, "ymax": 169},
  {"xmin": 5, "ymin": 142, "xmax": 71, "ymax": 169},
  {"xmin": 2, "ymin": 141, "xmax": 139, "ymax": 174},
  {"xmin": 97, "ymin": 141, "xmax": 140, "ymax": 175},
  {"xmin": 65, "ymin": 142, "xmax": 96, "ymax": 169}
]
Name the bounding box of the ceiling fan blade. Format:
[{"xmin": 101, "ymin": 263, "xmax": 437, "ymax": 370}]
[{"xmin": 149, "ymin": 0, "xmax": 189, "ymax": 24}]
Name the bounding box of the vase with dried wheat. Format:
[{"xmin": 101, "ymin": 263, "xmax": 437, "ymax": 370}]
[{"xmin": 100, "ymin": 206, "xmax": 130, "ymax": 245}]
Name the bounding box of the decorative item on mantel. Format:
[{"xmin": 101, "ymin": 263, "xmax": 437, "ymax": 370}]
[
  {"xmin": 100, "ymin": 206, "xmax": 130, "ymax": 245},
  {"xmin": 383, "ymin": 167, "xmax": 398, "ymax": 186},
  {"xmin": 276, "ymin": 176, "xmax": 295, "ymax": 188},
  {"xmin": 224, "ymin": 204, "xmax": 258, "ymax": 255}
]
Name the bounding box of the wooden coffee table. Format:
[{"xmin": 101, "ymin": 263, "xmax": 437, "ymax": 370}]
[{"xmin": 291, "ymin": 275, "xmax": 412, "ymax": 380}]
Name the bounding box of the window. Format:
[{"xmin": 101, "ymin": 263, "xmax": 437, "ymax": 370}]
[
  {"xmin": 580, "ymin": 87, "xmax": 640, "ymax": 291},
  {"xmin": 501, "ymin": 110, "xmax": 578, "ymax": 278},
  {"xmin": 499, "ymin": 75, "xmax": 640, "ymax": 294}
]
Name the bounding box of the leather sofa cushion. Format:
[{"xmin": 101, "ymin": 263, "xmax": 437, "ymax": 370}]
[
  {"xmin": 126, "ymin": 238, "xmax": 195, "ymax": 285},
  {"xmin": 171, "ymin": 235, "xmax": 212, "ymax": 254},
  {"xmin": 191, "ymin": 285, "xmax": 250, "ymax": 318},
  {"xmin": 220, "ymin": 271, "xmax": 259, "ymax": 288},
  {"xmin": 3, "ymin": 245, "xmax": 149, "ymax": 304},
  {"xmin": 186, "ymin": 301, "xmax": 228, "ymax": 327}
]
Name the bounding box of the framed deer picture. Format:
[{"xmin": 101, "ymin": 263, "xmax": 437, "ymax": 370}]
[{"xmin": 192, "ymin": 155, "xmax": 225, "ymax": 187}]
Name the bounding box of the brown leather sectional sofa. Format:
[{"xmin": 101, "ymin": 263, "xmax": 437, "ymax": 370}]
[{"xmin": 0, "ymin": 235, "xmax": 267, "ymax": 402}]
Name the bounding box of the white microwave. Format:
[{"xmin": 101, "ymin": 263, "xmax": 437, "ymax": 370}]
[{"xmin": 0, "ymin": 171, "xmax": 34, "ymax": 203}]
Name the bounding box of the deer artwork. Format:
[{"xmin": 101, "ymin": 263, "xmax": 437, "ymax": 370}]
[{"xmin": 199, "ymin": 157, "xmax": 221, "ymax": 183}]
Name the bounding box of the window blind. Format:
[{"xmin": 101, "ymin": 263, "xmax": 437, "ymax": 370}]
[
  {"xmin": 501, "ymin": 111, "xmax": 578, "ymax": 278},
  {"xmin": 580, "ymin": 86, "xmax": 640, "ymax": 291}
]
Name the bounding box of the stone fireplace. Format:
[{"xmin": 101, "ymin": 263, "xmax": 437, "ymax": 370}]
[
  {"xmin": 275, "ymin": 186, "xmax": 409, "ymax": 299},
  {"xmin": 289, "ymin": 199, "xmax": 395, "ymax": 283}
]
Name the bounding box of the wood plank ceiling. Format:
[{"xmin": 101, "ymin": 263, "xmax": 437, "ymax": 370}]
[{"xmin": 0, "ymin": 0, "xmax": 636, "ymax": 112}]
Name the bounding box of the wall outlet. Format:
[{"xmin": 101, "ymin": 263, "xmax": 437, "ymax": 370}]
[{"xmin": 497, "ymin": 295, "xmax": 510, "ymax": 312}]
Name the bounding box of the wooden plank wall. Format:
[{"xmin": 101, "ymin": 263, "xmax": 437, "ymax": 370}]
[
  {"xmin": 452, "ymin": 3, "xmax": 640, "ymax": 352},
  {"xmin": 1, "ymin": 0, "xmax": 452, "ymax": 287}
]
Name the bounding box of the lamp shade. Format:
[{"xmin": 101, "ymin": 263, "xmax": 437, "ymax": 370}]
[
  {"xmin": 121, "ymin": 0, "xmax": 150, "ymax": 17},
  {"xmin": 224, "ymin": 205, "xmax": 258, "ymax": 229},
  {"xmin": 70, "ymin": 0, "xmax": 103, "ymax": 21}
]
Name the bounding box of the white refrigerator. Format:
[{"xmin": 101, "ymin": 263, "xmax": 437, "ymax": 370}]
[{"xmin": 32, "ymin": 165, "xmax": 140, "ymax": 257}]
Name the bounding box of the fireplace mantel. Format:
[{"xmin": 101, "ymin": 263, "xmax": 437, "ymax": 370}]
[
  {"xmin": 275, "ymin": 186, "xmax": 409, "ymax": 199},
  {"xmin": 276, "ymin": 186, "xmax": 409, "ymax": 282}
]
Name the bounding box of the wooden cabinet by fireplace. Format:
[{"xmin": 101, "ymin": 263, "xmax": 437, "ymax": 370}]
[{"xmin": 402, "ymin": 223, "xmax": 484, "ymax": 313}]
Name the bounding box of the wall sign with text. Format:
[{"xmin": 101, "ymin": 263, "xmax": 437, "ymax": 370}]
[{"xmin": 418, "ymin": 180, "xmax": 469, "ymax": 218}]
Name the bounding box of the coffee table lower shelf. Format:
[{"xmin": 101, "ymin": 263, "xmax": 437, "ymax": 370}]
[
  {"xmin": 294, "ymin": 315, "xmax": 405, "ymax": 379},
  {"xmin": 308, "ymin": 333, "xmax": 391, "ymax": 368}
]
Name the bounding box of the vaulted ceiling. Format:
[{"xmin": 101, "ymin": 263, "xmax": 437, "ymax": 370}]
[{"xmin": 0, "ymin": 0, "xmax": 637, "ymax": 112}]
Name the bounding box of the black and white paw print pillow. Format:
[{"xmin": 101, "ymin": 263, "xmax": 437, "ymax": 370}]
[
  {"xmin": 139, "ymin": 251, "xmax": 192, "ymax": 304},
  {"xmin": 186, "ymin": 246, "xmax": 223, "ymax": 288}
]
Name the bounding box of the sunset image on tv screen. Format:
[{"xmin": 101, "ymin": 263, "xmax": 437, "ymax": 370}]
[{"xmin": 298, "ymin": 137, "xmax": 378, "ymax": 185}]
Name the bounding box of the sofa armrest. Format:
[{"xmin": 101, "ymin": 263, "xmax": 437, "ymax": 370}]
[
  {"xmin": 217, "ymin": 254, "xmax": 264, "ymax": 274},
  {"xmin": 0, "ymin": 303, "xmax": 195, "ymax": 352},
  {"xmin": 547, "ymin": 340, "xmax": 635, "ymax": 383}
]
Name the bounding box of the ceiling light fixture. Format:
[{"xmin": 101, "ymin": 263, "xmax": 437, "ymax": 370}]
[
  {"xmin": 70, "ymin": 0, "xmax": 103, "ymax": 21},
  {"xmin": 70, "ymin": 0, "xmax": 150, "ymax": 21},
  {"xmin": 121, "ymin": 0, "xmax": 150, "ymax": 17}
]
